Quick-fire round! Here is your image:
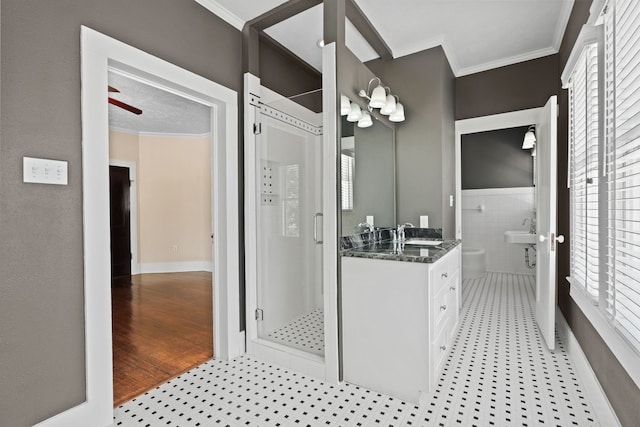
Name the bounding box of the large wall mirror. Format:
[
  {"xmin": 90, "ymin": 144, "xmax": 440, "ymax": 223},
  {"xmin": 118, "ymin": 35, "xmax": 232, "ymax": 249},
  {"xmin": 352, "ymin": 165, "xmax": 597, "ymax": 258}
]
[{"xmin": 340, "ymin": 96, "xmax": 396, "ymax": 236}]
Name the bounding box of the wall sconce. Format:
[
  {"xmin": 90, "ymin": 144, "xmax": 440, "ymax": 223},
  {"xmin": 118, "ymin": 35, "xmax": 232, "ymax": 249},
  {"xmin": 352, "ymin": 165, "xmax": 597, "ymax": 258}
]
[
  {"xmin": 522, "ymin": 125, "xmax": 536, "ymax": 149},
  {"xmin": 359, "ymin": 77, "xmax": 405, "ymax": 122}
]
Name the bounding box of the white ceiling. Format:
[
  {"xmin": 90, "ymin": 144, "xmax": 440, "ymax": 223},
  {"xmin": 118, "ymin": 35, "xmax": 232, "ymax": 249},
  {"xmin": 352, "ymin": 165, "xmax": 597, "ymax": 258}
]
[
  {"xmin": 108, "ymin": 72, "xmax": 211, "ymax": 135},
  {"xmin": 264, "ymin": 5, "xmax": 379, "ymax": 71},
  {"xmin": 196, "ymin": 0, "xmax": 575, "ymax": 76},
  {"xmin": 114, "ymin": 1, "xmax": 575, "ymax": 133}
]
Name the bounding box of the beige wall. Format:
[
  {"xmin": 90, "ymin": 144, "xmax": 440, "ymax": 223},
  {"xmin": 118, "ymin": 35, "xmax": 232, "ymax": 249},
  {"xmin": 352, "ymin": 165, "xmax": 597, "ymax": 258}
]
[
  {"xmin": 110, "ymin": 129, "xmax": 140, "ymax": 164},
  {"xmin": 109, "ymin": 130, "xmax": 212, "ymax": 267}
]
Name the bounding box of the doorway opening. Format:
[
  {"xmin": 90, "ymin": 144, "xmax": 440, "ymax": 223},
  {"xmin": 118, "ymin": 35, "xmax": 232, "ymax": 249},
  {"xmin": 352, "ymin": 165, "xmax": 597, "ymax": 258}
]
[
  {"xmin": 455, "ymin": 97, "xmax": 560, "ymax": 352},
  {"xmin": 43, "ymin": 27, "xmax": 242, "ymax": 427},
  {"xmin": 459, "ymin": 125, "xmax": 537, "ymax": 279},
  {"xmin": 107, "ymin": 71, "xmax": 215, "ymax": 405}
]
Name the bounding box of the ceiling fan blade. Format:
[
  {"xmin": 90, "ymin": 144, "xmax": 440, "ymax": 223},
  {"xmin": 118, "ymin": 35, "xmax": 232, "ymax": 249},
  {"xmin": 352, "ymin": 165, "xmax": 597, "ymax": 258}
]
[
  {"xmin": 108, "ymin": 86, "xmax": 120, "ymax": 93},
  {"xmin": 108, "ymin": 97, "xmax": 142, "ymax": 115}
]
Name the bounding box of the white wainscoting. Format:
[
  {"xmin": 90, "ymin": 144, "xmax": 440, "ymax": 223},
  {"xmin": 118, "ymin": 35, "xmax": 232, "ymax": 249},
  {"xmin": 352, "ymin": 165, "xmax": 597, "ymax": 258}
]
[{"xmin": 462, "ymin": 187, "xmax": 535, "ymax": 275}]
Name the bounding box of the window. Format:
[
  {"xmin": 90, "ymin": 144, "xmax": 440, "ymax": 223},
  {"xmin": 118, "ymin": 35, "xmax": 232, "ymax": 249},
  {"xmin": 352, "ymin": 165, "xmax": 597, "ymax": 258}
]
[
  {"xmin": 341, "ymin": 153, "xmax": 354, "ymax": 211},
  {"xmin": 567, "ymin": 0, "xmax": 640, "ymax": 357},
  {"xmin": 603, "ymin": 0, "xmax": 640, "ymax": 351}
]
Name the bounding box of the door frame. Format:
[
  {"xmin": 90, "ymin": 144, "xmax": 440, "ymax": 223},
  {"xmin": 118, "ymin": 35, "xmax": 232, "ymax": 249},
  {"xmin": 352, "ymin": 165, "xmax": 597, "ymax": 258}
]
[
  {"xmin": 109, "ymin": 160, "xmax": 139, "ymax": 275},
  {"xmin": 37, "ymin": 27, "xmax": 242, "ymax": 427},
  {"xmin": 454, "ymin": 107, "xmax": 542, "ymax": 239}
]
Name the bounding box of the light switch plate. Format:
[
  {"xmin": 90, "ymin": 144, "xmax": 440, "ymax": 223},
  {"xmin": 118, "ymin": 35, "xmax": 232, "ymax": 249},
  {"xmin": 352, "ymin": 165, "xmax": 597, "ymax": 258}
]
[{"xmin": 23, "ymin": 157, "xmax": 68, "ymax": 185}]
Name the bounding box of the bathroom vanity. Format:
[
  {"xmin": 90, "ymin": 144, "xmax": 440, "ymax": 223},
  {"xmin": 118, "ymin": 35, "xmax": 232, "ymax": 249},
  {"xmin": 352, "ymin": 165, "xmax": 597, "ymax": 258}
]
[{"xmin": 341, "ymin": 235, "xmax": 461, "ymax": 404}]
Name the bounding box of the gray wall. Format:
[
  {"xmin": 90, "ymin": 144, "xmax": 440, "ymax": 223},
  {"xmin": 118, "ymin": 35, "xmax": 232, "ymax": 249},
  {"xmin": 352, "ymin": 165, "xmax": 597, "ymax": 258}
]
[
  {"xmin": 368, "ymin": 47, "xmax": 456, "ymax": 238},
  {"xmin": 461, "ymin": 126, "xmax": 533, "ymax": 189},
  {"xmin": 0, "ymin": 1, "xmax": 242, "ymax": 425},
  {"xmin": 259, "ymin": 37, "xmax": 322, "ymax": 113},
  {"xmin": 455, "ymin": 54, "xmax": 559, "ymax": 120},
  {"xmin": 455, "ymin": 0, "xmax": 640, "ymax": 424}
]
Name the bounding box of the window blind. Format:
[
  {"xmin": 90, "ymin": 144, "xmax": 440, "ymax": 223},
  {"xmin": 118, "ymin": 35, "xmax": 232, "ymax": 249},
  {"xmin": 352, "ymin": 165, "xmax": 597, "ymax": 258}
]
[
  {"xmin": 586, "ymin": 44, "xmax": 601, "ymax": 299},
  {"xmin": 341, "ymin": 154, "xmax": 354, "ymax": 211},
  {"xmin": 605, "ymin": 0, "xmax": 640, "ymax": 352},
  {"xmin": 570, "ymin": 44, "xmax": 600, "ymax": 300},
  {"xmin": 570, "ymin": 50, "xmax": 589, "ymax": 295}
]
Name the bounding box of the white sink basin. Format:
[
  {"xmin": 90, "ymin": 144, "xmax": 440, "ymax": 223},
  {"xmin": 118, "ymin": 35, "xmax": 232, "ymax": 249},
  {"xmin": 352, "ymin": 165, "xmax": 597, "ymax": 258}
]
[
  {"xmin": 504, "ymin": 231, "xmax": 536, "ymax": 245},
  {"xmin": 403, "ymin": 239, "xmax": 443, "ymax": 246}
]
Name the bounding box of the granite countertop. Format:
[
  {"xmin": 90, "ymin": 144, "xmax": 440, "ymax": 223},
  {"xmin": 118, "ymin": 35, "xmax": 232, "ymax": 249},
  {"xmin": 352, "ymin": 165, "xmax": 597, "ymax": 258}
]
[{"xmin": 341, "ymin": 238, "xmax": 461, "ymax": 264}]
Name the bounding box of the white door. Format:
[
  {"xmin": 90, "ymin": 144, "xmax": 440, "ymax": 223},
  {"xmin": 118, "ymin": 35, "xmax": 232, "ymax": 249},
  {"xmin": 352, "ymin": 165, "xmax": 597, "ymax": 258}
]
[{"xmin": 535, "ymin": 95, "xmax": 563, "ymax": 351}]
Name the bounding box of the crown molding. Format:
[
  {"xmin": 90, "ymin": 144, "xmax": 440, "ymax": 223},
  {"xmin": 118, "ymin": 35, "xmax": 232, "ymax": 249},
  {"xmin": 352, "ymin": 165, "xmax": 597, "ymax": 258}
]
[
  {"xmin": 194, "ymin": 0, "xmax": 244, "ymax": 30},
  {"xmin": 553, "ymin": 0, "xmax": 576, "ymax": 52},
  {"xmin": 455, "ymin": 46, "xmax": 558, "ymax": 77},
  {"xmin": 109, "ymin": 126, "xmax": 212, "ymax": 138}
]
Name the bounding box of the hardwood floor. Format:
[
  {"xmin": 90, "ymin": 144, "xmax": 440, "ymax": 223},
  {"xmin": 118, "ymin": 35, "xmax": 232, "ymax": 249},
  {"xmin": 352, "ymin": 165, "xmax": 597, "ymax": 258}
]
[{"xmin": 111, "ymin": 271, "xmax": 213, "ymax": 407}]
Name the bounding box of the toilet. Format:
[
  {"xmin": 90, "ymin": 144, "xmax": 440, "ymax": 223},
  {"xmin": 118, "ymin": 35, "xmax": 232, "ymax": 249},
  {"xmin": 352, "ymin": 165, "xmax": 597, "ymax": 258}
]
[{"xmin": 462, "ymin": 247, "xmax": 486, "ymax": 279}]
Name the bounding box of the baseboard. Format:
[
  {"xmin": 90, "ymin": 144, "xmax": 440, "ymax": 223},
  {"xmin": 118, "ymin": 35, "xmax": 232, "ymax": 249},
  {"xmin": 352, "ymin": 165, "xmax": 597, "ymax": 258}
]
[
  {"xmin": 139, "ymin": 261, "xmax": 213, "ymax": 274},
  {"xmin": 555, "ymin": 307, "xmax": 621, "ymax": 426}
]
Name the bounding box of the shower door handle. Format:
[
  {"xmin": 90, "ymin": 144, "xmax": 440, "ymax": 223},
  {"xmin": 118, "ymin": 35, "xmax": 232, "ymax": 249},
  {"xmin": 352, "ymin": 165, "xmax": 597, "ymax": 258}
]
[{"xmin": 314, "ymin": 212, "xmax": 323, "ymax": 244}]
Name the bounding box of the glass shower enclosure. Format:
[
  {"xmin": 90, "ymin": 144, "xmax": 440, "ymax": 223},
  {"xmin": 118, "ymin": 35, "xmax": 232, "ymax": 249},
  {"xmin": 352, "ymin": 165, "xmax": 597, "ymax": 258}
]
[
  {"xmin": 255, "ymin": 108, "xmax": 323, "ymax": 356},
  {"xmin": 244, "ymin": 75, "xmax": 325, "ymax": 369}
]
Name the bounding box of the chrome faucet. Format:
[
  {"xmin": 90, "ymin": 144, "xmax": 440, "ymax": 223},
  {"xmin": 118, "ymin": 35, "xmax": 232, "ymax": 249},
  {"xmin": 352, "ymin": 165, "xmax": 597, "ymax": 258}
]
[
  {"xmin": 522, "ymin": 217, "xmax": 536, "ymax": 234},
  {"xmin": 357, "ymin": 222, "xmax": 374, "ymax": 233},
  {"xmin": 397, "ymin": 223, "xmax": 414, "ymax": 242}
]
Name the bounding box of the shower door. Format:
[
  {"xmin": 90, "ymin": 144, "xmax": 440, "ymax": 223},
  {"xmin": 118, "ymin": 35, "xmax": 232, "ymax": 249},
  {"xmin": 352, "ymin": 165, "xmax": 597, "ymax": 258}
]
[{"xmin": 254, "ymin": 101, "xmax": 324, "ymax": 357}]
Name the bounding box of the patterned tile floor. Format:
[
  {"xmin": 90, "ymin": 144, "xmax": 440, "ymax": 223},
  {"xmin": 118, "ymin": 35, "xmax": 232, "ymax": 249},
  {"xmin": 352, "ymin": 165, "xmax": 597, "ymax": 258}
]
[
  {"xmin": 266, "ymin": 308, "xmax": 324, "ymax": 355},
  {"xmin": 114, "ymin": 272, "xmax": 602, "ymax": 426}
]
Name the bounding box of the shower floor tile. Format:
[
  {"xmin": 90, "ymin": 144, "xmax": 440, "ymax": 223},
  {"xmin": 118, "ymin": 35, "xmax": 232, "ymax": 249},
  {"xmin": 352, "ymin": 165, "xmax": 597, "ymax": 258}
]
[
  {"xmin": 114, "ymin": 272, "xmax": 603, "ymax": 426},
  {"xmin": 266, "ymin": 308, "xmax": 324, "ymax": 355}
]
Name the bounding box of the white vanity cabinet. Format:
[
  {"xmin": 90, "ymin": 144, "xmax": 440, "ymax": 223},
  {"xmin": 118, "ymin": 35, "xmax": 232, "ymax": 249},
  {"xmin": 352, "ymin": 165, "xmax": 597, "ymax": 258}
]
[{"xmin": 341, "ymin": 245, "xmax": 460, "ymax": 404}]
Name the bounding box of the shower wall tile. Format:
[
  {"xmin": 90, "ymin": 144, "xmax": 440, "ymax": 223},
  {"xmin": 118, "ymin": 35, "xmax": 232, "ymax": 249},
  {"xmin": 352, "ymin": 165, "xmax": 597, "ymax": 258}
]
[{"xmin": 462, "ymin": 187, "xmax": 535, "ymax": 275}]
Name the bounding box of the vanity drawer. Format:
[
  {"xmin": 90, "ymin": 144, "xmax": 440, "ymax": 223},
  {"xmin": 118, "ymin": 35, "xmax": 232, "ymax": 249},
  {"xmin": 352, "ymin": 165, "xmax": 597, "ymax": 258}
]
[
  {"xmin": 432, "ymin": 282, "xmax": 456, "ymax": 337},
  {"xmin": 431, "ymin": 317, "xmax": 451, "ymax": 384},
  {"xmin": 431, "ymin": 255, "xmax": 455, "ymax": 296}
]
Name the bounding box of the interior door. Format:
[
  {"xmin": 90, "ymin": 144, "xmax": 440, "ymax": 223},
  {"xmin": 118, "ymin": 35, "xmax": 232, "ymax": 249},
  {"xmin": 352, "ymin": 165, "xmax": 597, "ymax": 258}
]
[
  {"xmin": 535, "ymin": 95, "xmax": 562, "ymax": 350},
  {"xmin": 109, "ymin": 165, "xmax": 132, "ymax": 280}
]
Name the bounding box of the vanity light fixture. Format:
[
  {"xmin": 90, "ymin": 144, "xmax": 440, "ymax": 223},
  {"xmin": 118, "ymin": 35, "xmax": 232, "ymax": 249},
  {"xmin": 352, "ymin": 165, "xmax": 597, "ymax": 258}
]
[
  {"xmin": 359, "ymin": 77, "xmax": 405, "ymax": 122},
  {"xmin": 522, "ymin": 125, "xmax": 536, "ymax": 149},
  {"xmin": 340, "ymin": 95, "xmax": 351, "ymax": 116},
  {"xmin": 357, "ymin": 110, "xmax": 373, "ymax": 128},
  {"xmin": 346, "ymin": 102, "xmax": 363, "ymax": 122}
]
